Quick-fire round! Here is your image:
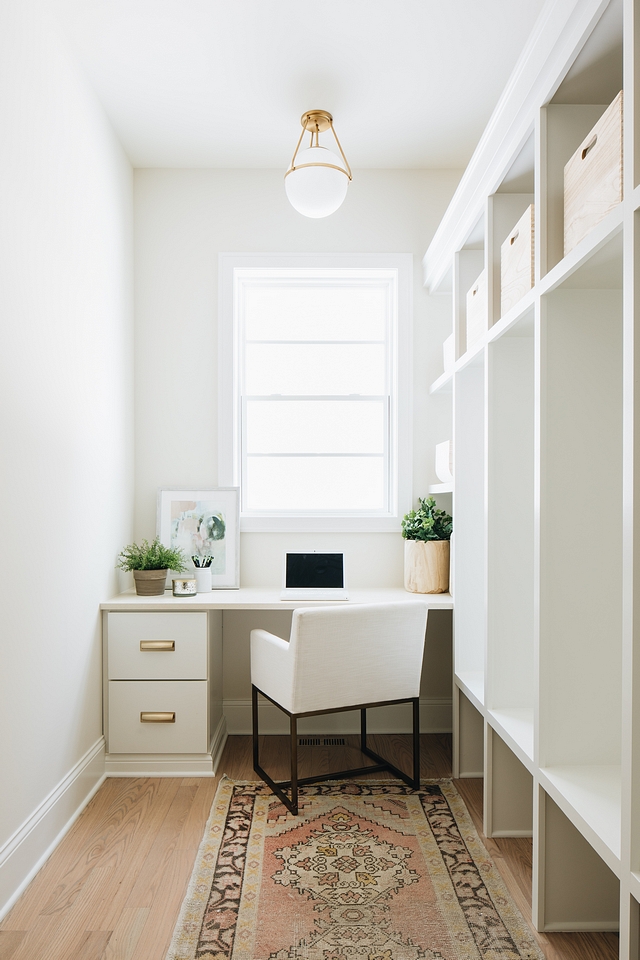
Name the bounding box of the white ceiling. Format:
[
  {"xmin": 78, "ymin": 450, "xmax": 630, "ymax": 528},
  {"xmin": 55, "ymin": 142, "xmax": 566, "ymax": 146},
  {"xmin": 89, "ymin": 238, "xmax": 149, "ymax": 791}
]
[{"xmin": 55, "ymin": 0, "xmax": 547, "ymax": 170}]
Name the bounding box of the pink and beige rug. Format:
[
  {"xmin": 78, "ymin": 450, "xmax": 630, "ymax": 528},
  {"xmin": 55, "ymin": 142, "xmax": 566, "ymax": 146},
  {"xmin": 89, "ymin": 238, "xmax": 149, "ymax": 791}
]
[{"xmin": 166, "ymin": 779, "xmax": 543, "ymax": 960}]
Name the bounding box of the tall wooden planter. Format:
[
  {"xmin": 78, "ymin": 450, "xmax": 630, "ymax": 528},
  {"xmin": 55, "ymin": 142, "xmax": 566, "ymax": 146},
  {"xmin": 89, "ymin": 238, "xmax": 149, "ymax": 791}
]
[{"xmin": 404, "ymin": 540, "xmax": 450, "ymax": 594}]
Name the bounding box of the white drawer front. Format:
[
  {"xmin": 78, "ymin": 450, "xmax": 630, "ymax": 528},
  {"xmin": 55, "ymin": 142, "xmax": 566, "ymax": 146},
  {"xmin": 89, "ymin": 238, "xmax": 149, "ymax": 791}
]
[
  {"xmin": 107, "ymin": 612, "xmax": 207, "ymax": 680},
  {"xmin": 108, "ymin": 680, "xmax": 209, "ymax": 754}
]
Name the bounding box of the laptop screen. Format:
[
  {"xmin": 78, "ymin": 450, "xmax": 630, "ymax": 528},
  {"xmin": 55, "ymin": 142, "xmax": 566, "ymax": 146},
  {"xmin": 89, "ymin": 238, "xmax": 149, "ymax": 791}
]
[{"xmin": 285, "ymin": 553, "xmax": 344, "ymax": 589}]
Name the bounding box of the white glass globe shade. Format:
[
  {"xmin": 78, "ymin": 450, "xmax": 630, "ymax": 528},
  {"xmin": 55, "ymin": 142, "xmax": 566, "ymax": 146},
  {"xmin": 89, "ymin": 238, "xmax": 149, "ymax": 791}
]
[{"xmin": 285, "ymin": 145, "xmax": 349, "ymax": 218}]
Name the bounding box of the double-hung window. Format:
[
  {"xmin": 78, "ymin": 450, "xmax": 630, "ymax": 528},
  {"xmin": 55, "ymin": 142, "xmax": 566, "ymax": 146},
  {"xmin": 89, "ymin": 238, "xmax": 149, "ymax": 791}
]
[{"xmin": 219, "ymin": 254, "xmax": 412, "ymax": 531}]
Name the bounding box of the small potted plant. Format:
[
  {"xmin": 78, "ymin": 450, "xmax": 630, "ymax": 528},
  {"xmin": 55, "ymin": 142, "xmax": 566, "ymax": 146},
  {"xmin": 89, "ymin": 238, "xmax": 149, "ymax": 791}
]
[
  {"xmin": 117, "ymin": 537, "xmax": 187, "ymax": 596},
  {"xmin": 401, "ymin": 497, "xmax": 452, "ymax": 594}
]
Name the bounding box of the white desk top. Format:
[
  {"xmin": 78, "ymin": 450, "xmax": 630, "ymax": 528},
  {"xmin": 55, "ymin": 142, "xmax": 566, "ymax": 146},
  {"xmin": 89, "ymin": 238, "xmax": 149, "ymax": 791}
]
[{"xmin": 101, "ymin": 587, "xmax": 453, "ymax": 613}]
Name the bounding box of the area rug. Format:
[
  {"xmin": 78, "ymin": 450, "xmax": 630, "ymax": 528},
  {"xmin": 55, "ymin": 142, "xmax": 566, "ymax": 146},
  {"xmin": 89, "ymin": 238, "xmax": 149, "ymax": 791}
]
[{"xmin": 166, "ymin": 779, "xmax": 543, "ymax": 960}]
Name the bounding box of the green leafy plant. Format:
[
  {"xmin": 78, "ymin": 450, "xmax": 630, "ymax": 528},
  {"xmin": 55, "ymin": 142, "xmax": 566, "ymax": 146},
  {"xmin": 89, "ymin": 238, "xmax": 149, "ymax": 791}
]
[
  {"xmin": 401, "ymin": 497, "xmax": 452, "ymax": 542},
  {"xmin": 117, "ymin": 536, "xmax": 187, "ymax": 572}
]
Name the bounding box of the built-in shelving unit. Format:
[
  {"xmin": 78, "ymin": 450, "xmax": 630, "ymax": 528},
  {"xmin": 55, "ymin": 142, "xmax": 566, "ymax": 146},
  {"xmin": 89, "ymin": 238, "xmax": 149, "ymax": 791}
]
[{"xmin": 423, "ymin": 0, "xmax": 640, "ymax": 951}]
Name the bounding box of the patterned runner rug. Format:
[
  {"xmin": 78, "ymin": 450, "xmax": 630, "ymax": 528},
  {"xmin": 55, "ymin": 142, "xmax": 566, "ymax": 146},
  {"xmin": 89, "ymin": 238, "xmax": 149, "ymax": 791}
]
[{"xmin": 166, "ymin": 779, "xmax": 543, "ymax": 960}]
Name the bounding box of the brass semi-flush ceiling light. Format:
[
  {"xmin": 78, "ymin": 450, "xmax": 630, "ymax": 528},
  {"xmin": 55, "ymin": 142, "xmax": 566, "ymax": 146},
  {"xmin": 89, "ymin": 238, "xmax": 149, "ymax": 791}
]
[{"xmin": 285, "ymin": 110, "xmax": 352, "ymax": 218}]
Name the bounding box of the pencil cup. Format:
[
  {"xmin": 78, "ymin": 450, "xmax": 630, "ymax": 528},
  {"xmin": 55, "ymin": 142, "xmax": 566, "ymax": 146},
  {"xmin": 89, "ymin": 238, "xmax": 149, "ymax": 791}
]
[{"xmin": 194, "ymin": 567, "xmax": 212, "ymax": 593}]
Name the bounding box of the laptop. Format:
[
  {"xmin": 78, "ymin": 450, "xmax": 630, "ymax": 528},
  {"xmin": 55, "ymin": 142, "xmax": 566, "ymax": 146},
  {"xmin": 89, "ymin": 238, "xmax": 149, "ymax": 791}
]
[{"xmin": 280, "ymin": 552, "xmax": 349, "ymax": 601}]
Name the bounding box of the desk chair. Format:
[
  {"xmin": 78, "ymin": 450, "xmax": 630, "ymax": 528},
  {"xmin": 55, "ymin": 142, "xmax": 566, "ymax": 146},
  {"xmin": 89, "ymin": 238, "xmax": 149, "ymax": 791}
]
[{"xmin": 251, "ymin": 601, "xmax": 428, "ymax": 814}]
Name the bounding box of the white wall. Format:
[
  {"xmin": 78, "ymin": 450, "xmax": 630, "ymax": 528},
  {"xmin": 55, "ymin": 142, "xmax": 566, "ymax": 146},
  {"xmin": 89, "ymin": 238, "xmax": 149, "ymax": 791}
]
[
  {"xmin": 134, "ymin": 168, "xmax": 458, "ymax": 728},
  {"xmin": 0, "ymin": 0, "xmax": 133, "ymax": 915},
  {"xmin": 134, "ymin": 167, "xmax": 458, "ymax": 583}
]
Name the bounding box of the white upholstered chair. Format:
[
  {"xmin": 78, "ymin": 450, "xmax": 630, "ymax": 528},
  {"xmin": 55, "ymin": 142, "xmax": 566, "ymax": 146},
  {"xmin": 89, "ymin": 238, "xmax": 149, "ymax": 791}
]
[{"xmin": 251, "ymin": 601, "xmax": 428, "ymax": 814}]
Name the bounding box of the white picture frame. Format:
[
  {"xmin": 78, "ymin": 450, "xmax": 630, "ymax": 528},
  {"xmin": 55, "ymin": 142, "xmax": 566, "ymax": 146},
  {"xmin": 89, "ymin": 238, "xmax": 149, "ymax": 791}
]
[{"xmin": 157, "ymin": 488, "xmax": 240, "ymax": 589}]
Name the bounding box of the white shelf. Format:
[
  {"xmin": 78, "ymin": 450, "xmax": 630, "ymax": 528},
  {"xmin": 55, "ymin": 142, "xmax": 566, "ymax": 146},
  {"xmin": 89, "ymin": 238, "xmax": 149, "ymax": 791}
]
[
  {"xmin": 538, "ymin": 765, "xmax": 621, "ymax": 873},
  {"xmin": 537, "ymin": 203, "xmax": 623, "ymax": 297},
  {"xmin": 487, "ymin": 708, "xmax": 534, "ymax": 770},
  {"xmin": 429, "ymin": 370, "xmax": 453, "ymax": 394},
  {"xmin": 428, "ymin": 482, "xmax": 453, "ymax": 494},
  {"xmin": 455, "ymin": 671, "xmax": 484, "ymax": 710}
]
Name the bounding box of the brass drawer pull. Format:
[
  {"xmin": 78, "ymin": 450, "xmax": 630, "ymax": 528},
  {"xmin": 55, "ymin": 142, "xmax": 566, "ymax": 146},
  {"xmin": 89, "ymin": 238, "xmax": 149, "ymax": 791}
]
[
  {"xmin": 140, "ymin": 711, "xmax": 176, "ymax": 723},
  {"xmin": 140, "ymin": 640, "xmax": 175, "ymax": 651}
]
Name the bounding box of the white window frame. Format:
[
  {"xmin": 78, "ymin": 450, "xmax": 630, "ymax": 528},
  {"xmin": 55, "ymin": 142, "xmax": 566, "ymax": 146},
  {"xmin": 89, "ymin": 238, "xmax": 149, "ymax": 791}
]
[{"xmin": 218, "ymin": 253, "xmax": 413, "ymax": 532}]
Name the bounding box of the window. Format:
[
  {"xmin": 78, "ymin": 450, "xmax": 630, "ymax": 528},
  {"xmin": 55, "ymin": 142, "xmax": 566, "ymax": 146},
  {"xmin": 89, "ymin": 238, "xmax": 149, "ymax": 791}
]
[{"xmin": 219, "ymin": 255, "xmax": 412, "ymax": 532}]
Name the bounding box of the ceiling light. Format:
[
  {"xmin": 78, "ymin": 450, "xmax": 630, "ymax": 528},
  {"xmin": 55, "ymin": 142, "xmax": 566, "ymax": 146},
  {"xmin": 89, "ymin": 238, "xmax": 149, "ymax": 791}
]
[{"xmin": 285, "ymin": 110, "xmax": 352, "ymax": 218}]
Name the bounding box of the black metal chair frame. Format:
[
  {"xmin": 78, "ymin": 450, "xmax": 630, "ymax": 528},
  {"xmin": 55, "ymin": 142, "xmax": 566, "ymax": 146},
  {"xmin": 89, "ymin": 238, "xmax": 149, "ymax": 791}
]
[{"xmin": 252, "ymin": 683, "xmax": 420, "ymax": 815}]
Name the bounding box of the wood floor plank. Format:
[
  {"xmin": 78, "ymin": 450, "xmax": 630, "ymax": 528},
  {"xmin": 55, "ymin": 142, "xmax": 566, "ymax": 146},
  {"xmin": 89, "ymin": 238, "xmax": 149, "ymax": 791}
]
[
  {"xmin": 0, "ymin": 779, "xmax": 179, "ymax": 931},
  {"xmin": 177, "ymin": 778, "xmax": 218, "ymax": 851},
  {"xmin": 127, "ymin": 850, "xmax": 197, "ymax": 960},
  {"xmin": 121, "ymin": 783, "xmax": 199, "ymax": 910},
  {"xmin": 70, "ymin": 930, "xmax": 112, "ymax": 960},
  {"xmin": 0, "ymin": 931, "xmax": 26, "ymax": 959},
  {"xmin": 9, "ymin": 866, "xmax": 114, "ymax": 960},
  {"xmin": 221, "ymin": 734, "xmax": 254, "ymax": 779},
  {"xmin": 103, "ymin": 907, "xmax": 150, "ymax": 960}
]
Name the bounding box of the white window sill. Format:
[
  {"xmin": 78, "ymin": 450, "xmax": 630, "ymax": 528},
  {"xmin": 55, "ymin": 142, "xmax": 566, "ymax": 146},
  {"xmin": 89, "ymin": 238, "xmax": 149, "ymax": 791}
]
[{"xmin": 240, "ymin": 516, "xmax": 404, "ymax": 533}]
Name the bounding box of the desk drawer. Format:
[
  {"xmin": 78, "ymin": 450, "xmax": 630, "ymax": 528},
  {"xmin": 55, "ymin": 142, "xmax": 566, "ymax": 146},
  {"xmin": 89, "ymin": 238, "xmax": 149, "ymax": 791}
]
[
  {"xmin": 107, "ymin": 612, "xmax": 207, "ymax": 680},
  {"xmin": 108, "ymin": 680, "xmax": 208, "ymax": 754}
]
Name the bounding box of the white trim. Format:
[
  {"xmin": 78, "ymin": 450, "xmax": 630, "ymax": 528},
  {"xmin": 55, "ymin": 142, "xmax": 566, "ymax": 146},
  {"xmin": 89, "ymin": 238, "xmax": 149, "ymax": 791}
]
[
  {"xmin": 0, "ymin": 737, "xmax": 106, "ymax": 921},
  {"xmin": 104, "ymin": 757, "xmax": 216, "ymax": 776},
  {"xmin": 223, "ymin": 697, "xmax": 452, "ymax": 736},
  {"xmin": 211, "ymin": 715, "xmax": 228, "ymax": 774},
  {"xmin": 218, "ymin": 253, "xmax": 413, "ymax": 532}
]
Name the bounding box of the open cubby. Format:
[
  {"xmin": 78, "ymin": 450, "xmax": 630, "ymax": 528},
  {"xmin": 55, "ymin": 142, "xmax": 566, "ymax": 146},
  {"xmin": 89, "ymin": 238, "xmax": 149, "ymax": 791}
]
[
  {"xmin": 534, "ymin": 787, "xmax": 620, "ymax": 931},
  {"xmin": 454, "ymin": 687, "xmax": 484, "ymax": 779},
  {"xmin": 484, "ymin": 725, "xmax": 533, "ymax": 838},
  {"xmin": 538, "ymin": 282, "xmax": 622, "ymax": 771},
  {"xmin": 453, "ymin": 355, "xmax": 485, "ymax": 695},
  {"xmin": 486, "ymin": 313, "xmax": 535, "ymax": 762}
]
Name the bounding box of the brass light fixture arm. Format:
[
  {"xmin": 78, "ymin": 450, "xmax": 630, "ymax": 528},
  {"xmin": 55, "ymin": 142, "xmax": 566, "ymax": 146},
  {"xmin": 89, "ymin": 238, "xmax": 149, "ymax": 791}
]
[
  {"xmin": 329, "ymin": 120, "xmax": 352, "ymax": 181},
  {"xmin": 288, "ymin": 123, "xmax": 308, "ymax": 174},
  {"xmin": 285, "ymin": 109, "xmax": 352, "ymax": 181}
]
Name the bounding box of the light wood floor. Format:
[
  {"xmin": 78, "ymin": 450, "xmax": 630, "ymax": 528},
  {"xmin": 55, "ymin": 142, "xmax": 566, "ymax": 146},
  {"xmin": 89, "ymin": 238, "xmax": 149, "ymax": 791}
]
[{"xmin": 0, "ymin": 735, "xmax": 619, "ymax": 960}]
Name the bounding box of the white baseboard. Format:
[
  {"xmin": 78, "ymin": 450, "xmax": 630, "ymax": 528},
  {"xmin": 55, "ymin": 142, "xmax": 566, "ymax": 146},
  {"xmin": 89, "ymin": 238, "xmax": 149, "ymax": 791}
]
[
  {"xmin": 0, "ymin": 736, "xmax": 106, "ymax": 922},
  {"xmin": 224, "ymin": 698, "xmax": 452, "ymax": 736},
  {"xmin": 210, "ymin": 715, "xmax": 228, "ymax": 774},
  {"xmin": 104, "ymin": 756, "xmax": 216, "ymax": 776}
]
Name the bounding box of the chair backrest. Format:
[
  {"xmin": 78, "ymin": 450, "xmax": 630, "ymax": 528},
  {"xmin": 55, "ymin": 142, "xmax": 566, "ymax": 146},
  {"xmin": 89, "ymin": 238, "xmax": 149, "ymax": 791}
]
[{"xmin": 287, "ymin": 601, "xmax": 428, "ymax": 715}]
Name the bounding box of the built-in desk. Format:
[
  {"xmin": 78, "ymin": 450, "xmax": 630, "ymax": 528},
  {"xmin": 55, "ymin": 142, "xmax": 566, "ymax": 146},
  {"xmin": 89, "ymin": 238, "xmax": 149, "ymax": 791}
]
[{"xmin": 101, "ymin": 589, "xmax": 453, "ymax": 775}]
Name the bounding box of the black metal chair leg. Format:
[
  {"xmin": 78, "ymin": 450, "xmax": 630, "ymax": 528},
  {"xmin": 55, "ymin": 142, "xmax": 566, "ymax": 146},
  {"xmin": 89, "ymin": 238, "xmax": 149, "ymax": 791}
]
[
  {"xmin": 361, "ymin": 707, "xmax": 367, "ymax": 752},
  {"xmin": 412, "ymin": 697, "xmax": 420, "ymax": 788},
  {"xmin": 252, "ymin": 684, "xmax": 259, "ymax": 771},
  {"xmin": 290, "ymin": 715, "xmax": 298, "ymax": 815}
]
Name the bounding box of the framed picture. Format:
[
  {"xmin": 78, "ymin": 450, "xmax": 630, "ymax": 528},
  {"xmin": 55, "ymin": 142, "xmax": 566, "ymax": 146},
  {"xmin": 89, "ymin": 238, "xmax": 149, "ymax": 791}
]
[{"xmin": 157, "ymin": 488, "xmax": 240, "ymax": 589}]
